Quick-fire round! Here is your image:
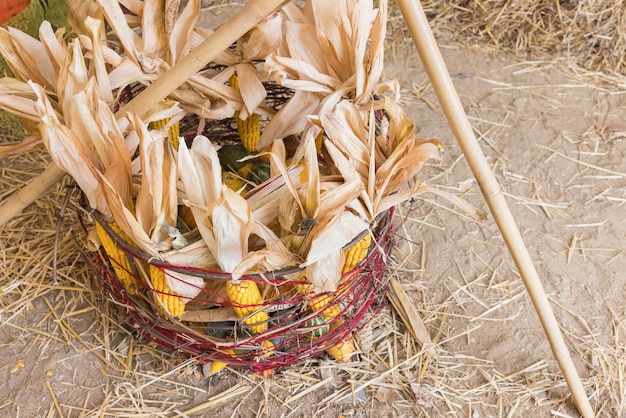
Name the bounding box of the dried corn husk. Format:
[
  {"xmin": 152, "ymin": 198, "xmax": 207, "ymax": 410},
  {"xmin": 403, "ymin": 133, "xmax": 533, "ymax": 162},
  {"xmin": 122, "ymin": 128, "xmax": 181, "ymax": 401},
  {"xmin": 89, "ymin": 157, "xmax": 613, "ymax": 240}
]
[{"xmin": 131, "ymin": 113, "xmax": 179, "ymax": 250}]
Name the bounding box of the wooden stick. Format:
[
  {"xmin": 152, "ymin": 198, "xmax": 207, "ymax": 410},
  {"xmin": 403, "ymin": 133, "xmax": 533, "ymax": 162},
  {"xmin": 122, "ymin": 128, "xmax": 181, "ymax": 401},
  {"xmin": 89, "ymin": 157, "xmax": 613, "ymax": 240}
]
[
  {"xmin": 393, "ymin": 1, "xmax": 595, "ymax": 417},
  {"xmin": 0, "ymin": 0, "xmax": 287, "ymax": 226},
  {"xmin": 0, "ymin": 163, "xmax": 66, "ymax": 227}
]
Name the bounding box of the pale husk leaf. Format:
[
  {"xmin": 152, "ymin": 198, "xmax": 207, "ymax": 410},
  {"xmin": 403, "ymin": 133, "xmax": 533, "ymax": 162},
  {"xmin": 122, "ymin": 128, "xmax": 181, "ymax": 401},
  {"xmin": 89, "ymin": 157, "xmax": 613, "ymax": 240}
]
[
  {"xmin": 302, "ymin": 211, "xmax": 369, "ymax": 267},
  {"xmin": 161, "ymin": 239, "xmax": 216, "ymax": 268},
  {"xmin": 169, "ymin": 0, "xmax": 200, "ymax": 64},
  {"xmin": 98, "ymin": 0, "xmax": 142, "ymax": 66},
  {"xmin": 205, "ymin": 186, "xmax": 253, "ymax": 272},
  {"xmin": 164, "ymin": 269, "xmax": 205, "ymax": 301},
  {"xmin": 234, "ymin": 62, "xmax": 267, "ymax": 119},
  {"xmin": 3, "ymin": 27, "xmax": 56, "ymax": 88},
  {"xmin": 31, "ymin": 82, "xmax": 110, "ymax": 218},
  {"xmin": 0, "ymin": 135, "xmax": 41, "ymax": 157},
  {"xmin": 98, "ymin": 172, "xmax": 159, "ymax": 257},
  {"xmin": 305, "ymin": 247, "xmax": 345, "ymax": 293},
  {"xmin": 132, "ymin": 114, "xmax": 178, "ymax": 250},
  {"xmin": 258, "ymin": 89, "xmax": 319, "ymax": 149},
  {"xmin": 83, "ymin": 16, "xmax": 114, "ymax": 102},
  {"xmin": 38, "ymin": 21, "xmax": 67, "ymax": 73},
  {"xmin": 177, "ymin": 136, "xmax": 222, "ymax": 253},
  {"xmin": 241, "ymin": 12, "xmax": 283, "ymax": 61}
]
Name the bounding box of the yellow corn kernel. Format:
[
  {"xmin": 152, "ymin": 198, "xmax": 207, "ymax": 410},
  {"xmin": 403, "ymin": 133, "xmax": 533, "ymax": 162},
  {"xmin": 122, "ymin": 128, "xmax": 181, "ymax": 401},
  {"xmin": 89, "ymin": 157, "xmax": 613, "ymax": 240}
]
[
  {"xmin": 149, "ymin": 265, "xmax": 185, "ymax": 320},
  {"xmin": 308, "ymin": 293, "xmax": 342, "ymax": 322},
  {"xmin": 225, "ymin": 280, "xmax": 268, "ymax": 334},
  {"xmin": 149, "ymin": 118, "xmax": 180, "ymax": 150},
  {"xmin": 230, "ymin": 73, "xmax": 261, "ymax": 152},
  {"xmin": 326, "ymin": 336, "xmax": 355, "ymax": 362},
  {"xmin": 237, "ymin": 112, "xmax": 261, "ymax": 153},
  {"xmin": 222, "ymin": 171, "xmax": 247, "ymax": 194},
  {"xmin": 342, "ymin": 232, "xmax": 372, "ymax": 273},
  {"xmin": 314, "ymin": 130, "xmax": 324, "ymax": 152},
  {"xmin": 207, "ymin": 349, "xmax": 235, "ymax": 376},
  {"xmin": 96, "ymin": 222, "xmax": 138, "ymax": 295}
]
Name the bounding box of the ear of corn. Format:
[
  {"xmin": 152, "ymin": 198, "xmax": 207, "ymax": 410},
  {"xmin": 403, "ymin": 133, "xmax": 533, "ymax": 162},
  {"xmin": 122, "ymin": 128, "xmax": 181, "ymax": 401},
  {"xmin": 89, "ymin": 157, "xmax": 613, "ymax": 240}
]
[
  {"xmin": 206, "ymin": 348, "xmax": 235, "ymax": 376},
  {"xmin": 230, "ymin": 73, "xmax": 261, "ymax": 152},
  {"xmin": 305, "ymin": 232, "xmax": 372, "ymax": 320},
  {"xmin": 314, "ymin": 130, "xmax": 324, "ymax": 152},
  {"xmin": 342, "ymin": 232, "xmax": 371, "ymax": 273},
  {"xmin": 308, "ymin": 292, "xmax": 342, "ymax": 322},
  {"xmin": 149, "ymin": 265, "xmax": 185, "ymax": 320},
  {"xmin": 149, "ymin": 117, "xmax": 180, "ymax": 151},
  {"xmin": 255, "ymin": 340, "xmax": 276, "ymax": 377},
  {"xmin": 96, "ymin": 222, "xmax": 138, "ymax": 295},
  {"xmin": 323, "ymin": 320, "xmax": 356, "ymax": 362},
  {"xmin": 225, "ymin": 280, "xmax": 268, "ymax": 334},
  {"xmin": 222, "ymin": 171, "xmax": 247, "ymax": 194},
  {"xmin": 325, "ymin": 335, "xmax": 355, "ymax": 362}
]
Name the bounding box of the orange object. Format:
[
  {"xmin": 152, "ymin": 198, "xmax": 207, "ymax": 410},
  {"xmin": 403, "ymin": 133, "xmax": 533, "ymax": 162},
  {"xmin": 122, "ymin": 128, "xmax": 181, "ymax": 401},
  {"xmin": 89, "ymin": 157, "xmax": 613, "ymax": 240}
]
[{"xmin": 0, "ymin": 0, "xmax": 30, "ymax": 25}]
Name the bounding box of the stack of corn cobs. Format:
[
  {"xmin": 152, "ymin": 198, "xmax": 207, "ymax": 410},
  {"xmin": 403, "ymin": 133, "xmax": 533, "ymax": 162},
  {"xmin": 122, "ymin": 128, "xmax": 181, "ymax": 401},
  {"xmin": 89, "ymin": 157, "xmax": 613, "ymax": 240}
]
[{"xmin": 0, "ymin": 0, "xmax": 468, "ymax": 368}]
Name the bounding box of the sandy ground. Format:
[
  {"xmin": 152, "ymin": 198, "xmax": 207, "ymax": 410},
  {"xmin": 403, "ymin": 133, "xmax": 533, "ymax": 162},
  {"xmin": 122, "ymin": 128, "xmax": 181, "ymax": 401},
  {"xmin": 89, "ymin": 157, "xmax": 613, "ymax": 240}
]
[{"xmin": 1, "ymin": 4, "xmax": 625, "ymax": 418}]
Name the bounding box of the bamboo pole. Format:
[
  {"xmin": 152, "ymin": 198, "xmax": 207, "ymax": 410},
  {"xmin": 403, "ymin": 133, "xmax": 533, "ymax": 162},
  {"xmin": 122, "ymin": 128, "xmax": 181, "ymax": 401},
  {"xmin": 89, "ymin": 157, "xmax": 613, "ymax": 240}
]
[
  {"xmin": 0, "ymin": 0, "xmax": 287, "ymax": 227},
  {"xmin": 0, "ymin": 163, "xmax": 66, "ymax": 226},
  {"xmin": 394, "ymin": 1, "xmax": 594, "ymax": 417}
]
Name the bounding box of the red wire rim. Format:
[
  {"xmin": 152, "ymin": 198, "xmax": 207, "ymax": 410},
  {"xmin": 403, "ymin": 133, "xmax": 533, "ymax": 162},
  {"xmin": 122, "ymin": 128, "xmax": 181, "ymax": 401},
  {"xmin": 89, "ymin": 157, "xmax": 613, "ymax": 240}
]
[{"xmin": 83, "ymin": 208, "xmax": 394, "ymax": 372}]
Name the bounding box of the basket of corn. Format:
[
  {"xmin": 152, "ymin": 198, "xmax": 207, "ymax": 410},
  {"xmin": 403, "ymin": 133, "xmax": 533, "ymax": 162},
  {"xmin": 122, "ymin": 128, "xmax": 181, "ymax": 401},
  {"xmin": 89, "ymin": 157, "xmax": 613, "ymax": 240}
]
[{"xmin": 0, "ymin": 0, "xmax": 458, "ymax": 372}]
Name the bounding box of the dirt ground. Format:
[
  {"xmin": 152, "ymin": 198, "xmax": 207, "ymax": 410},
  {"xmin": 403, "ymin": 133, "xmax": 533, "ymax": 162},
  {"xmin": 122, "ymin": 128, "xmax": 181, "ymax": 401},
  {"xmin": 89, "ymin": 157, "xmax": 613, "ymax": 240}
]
[{"xmin": 1, "ymin": 4, "xmax": 625, "ymax": 418}]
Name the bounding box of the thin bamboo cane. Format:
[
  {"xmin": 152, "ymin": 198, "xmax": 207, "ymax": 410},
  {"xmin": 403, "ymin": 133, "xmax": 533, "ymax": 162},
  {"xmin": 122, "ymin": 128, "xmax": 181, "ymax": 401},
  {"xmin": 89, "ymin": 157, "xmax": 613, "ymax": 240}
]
[
  {"xmin": 0, "ymin": 0, "xmax": 287, "ymax": 227},
  {"xmin": 0, "ymin": 163, "xmax": 66, "ymax": 226},
  {"xmin": 394, "ymin": 1, "xmax": 595, "ymax": 417}
]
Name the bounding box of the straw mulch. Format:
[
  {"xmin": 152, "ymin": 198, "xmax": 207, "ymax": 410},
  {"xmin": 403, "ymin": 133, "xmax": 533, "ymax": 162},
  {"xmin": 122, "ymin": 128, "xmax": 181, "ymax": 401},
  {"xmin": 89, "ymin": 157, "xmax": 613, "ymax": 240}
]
[{"xmin": 408, "ymin": 0, "xmax": 626, "ymax": 76}]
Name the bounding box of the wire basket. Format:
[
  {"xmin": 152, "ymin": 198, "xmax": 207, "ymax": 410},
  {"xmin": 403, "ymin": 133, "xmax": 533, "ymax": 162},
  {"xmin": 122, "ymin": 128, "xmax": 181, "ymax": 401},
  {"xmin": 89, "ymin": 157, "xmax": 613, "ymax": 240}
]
[
  {"xmin": 84, "ymin": 72, "xmax": 398, "ymax": 372},
  {"xmin": 89, "ymin": 208, "xmax": 393, "ymax": 372}
]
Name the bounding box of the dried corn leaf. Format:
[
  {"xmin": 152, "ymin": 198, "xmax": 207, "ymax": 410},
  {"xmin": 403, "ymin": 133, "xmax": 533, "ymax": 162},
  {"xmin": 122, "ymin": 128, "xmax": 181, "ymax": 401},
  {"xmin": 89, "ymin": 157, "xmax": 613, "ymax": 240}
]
[
  {"xmin": 205, "ymin": 186, "xmax": 253, "ymax": 272},
  {"xmin": 31, "ymin": 82, "xmax": 110, "ymax": 218},
  {"xmin": 177, "ymin": 135, "xmax": 222, "ymax": 253},
  {"xmin": 83, "ymin": 16, "xmax": 113, "ymax": 102},
  {"xmin": 258, "ymin": 89, "xmax": 318, "ymax": 149},
  {"xmin": 163, "ymin": 268, "xmax": 205, "ymax": 301},
  {"xmin": 305, "ymin": 246, "xmax": 344, "ymax": 293},
  {"xmin": 301, "ymin": 211, "xmax": 368, "ymax": 267},
  {"xmin": 132, "ymin": 113, "xmax": 178, "ymax": 250},
  {"xmin": 169, "ymin": 0, "xmax": 199, "ymax": 64}
]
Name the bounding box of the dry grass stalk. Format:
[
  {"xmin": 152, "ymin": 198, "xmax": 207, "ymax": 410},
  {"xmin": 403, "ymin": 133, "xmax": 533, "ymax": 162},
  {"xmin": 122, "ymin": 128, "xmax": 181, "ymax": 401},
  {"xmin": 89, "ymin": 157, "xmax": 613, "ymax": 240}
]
[{"xmin": 390, "ymin": 1, "xmax": 626, "ymax": 76}]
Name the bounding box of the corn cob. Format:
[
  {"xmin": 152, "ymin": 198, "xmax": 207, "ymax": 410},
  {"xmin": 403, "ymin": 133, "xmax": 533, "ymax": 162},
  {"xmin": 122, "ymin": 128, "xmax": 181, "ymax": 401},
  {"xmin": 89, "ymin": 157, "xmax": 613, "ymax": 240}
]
[
  {"xmin": 304, "ymin": 234, "xmax": 371, "ymax": 321},
  {"xmin": 230, "ymin": 72, "xmax": 261, "ymax": 152},
  {"xmin": 222, "ymin": 171, "xmax": 246, "ymax": 194},
  {"xmin": 342, "ymin": 232, "xmax": 372, "ymax": 273},
  {"xmin": 205, "ymin": 348, "xmax": 235, "ymax": 376},
  {"xmin": 314, "ymin": 130, "xmax": 324, "ymax": 152},
  {"xmin": 308, "ymin": 292, "xmax": 342, "ymax": 322},
  {"xmin": 225, "ymin": 279, "xmax": 268, "ymax": 334},
  {"xmin": 96, "ymin": 222, "xmax": 138, "ymax": 295},
  {"xmin": 323, "ymin": 320, "xmax": 356, "ymax": 362},
  {"xmin": 325, "ymin": 335, "xmax": 356, "ymax": 362},
  {"xmin": 255, "ymin": 340, "xmax": 276, "ymax": 377},
  {"xmin": 149, "ymin": 117, "xmax": 180, "ymax": 150},
  {"xmin": 149, "ymin": 265, "xmax": 185, "ymax": 320}
]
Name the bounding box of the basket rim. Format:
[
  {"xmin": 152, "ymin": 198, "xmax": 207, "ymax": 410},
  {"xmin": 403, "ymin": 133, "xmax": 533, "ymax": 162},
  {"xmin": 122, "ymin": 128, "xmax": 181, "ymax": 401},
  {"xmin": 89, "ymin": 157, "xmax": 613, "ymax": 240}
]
[{"xmin": 91, "ymin": 209, "xmax": 392, "ymax": 281}]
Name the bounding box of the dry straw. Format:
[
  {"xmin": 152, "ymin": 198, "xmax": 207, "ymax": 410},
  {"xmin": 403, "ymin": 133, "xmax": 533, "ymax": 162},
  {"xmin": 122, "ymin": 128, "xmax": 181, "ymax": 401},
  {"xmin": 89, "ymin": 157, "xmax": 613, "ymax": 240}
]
[{"xmin": 419, "ymin": 0, "xmax": 626, "ymax": 76}]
